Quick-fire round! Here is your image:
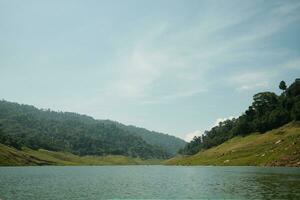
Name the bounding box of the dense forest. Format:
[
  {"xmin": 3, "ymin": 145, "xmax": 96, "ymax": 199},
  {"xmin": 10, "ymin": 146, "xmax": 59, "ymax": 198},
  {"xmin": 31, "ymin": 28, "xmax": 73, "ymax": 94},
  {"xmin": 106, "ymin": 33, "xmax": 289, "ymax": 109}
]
[
  {"xmin": 180, "ymin": 79, "xmax": 300, "ymax": 155},
  {"xmin": 114, "ymin": 123, "xmax": 186, "ymax": 155},
  {"xmin": 0, "ymin": 101, "xmax": 185, "ymax": 159}
]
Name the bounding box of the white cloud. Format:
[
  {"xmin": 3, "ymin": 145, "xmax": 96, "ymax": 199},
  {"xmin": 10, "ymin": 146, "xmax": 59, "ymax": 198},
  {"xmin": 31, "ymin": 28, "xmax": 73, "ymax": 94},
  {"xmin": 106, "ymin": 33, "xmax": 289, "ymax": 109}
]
[
  {"xmin": 112, "ymin": 48, "xmax": 165, "ymax": 98},
  {"xmin": 214, "ymin": 116, "xmax": 235, "ymax": 127},
  {"xmin": 184, "ymin": 130, "xmax": 204, "ymax": 142},
  {"xmin": 229, "ymin": 71, "xmax": 276, "ymax": 91}
]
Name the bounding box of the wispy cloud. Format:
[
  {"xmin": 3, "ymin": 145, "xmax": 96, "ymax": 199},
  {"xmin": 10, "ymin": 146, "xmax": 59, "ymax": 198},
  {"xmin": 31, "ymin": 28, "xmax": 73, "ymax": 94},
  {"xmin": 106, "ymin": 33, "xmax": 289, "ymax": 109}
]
[
  {"xmin": 230, "ymin": 71, "xmax": 275, "ymax": 91},
  {"xmin": 184, "ymin": 130, "xmax": 204, "ymax": 142},
  {"xmin": 103, "ymin": 0, "xmax": 300, "ymax": 103},
  {"xmin": 86, "ymin": 1, "xmax": 300, "ymax": 137},
  {"xmin": 1, "ymin": 0, "xmax": 300, "ymax": 136},
  {"xmin": 112, "ymin": 48, "xmax": 164, "ymax": 98}
]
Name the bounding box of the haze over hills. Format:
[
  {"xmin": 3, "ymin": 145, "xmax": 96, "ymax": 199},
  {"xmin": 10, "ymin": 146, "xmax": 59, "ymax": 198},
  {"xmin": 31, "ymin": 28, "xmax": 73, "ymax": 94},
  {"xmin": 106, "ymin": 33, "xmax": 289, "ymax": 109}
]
[{"xmin": 0, "ymin": 100, "xmax": 186, "ymax": 160}]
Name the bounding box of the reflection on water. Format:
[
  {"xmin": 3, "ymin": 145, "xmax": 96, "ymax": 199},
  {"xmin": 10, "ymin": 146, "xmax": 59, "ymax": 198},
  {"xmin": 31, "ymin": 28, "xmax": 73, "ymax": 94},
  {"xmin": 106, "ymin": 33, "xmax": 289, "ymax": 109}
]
[
  {"xmin": 0, "ymin": 166, "xmax": 299, "ymax": 199},
  {"xmin": 254, "ymin": 170, "xmax": 300, "ymax": 199}
]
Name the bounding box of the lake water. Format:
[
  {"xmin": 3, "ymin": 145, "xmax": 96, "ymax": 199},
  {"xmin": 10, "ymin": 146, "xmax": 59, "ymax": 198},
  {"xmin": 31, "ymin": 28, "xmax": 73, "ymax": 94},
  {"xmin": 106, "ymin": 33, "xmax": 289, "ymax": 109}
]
[{"xmin": 0, "ymin": 166, "xmax": 299, "ymax": 199}]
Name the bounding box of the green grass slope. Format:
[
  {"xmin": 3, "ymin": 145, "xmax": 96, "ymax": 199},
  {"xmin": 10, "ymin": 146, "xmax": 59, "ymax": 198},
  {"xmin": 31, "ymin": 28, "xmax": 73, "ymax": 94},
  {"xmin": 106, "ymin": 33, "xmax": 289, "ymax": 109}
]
[
  {"xmin": 0, "ymin": 144, "xmax": 162, "ymax": 166},
  {"xmin": 165, "ymin": 122, "xmax": 300, "ymax": 167}
]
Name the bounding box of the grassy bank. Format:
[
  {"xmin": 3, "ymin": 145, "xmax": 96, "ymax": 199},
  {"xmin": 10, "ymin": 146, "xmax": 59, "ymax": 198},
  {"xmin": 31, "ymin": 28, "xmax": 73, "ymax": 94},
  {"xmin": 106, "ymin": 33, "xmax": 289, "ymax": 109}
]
[
  {"xmin": 0, "ymin": 144, "xmax": 162, "ymax": 166},
  {"xmin": 165, "ymin": 122, "xmax": 300, "ymax": 167}
]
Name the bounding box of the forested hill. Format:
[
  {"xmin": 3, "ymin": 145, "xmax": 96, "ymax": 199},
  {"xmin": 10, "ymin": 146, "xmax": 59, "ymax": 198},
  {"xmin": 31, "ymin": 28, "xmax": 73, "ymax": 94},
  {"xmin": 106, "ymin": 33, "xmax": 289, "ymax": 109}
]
[
  {"xmin": 180, "ymin": 79, "xmax": 300, "ymax": 155},
  {"xmin": 0, "ymin": 100, "xmax": 185, "ymax": 159},
  {"xmin": 100, "ymin": 121, "xmax": 186, "ymax": 155}
]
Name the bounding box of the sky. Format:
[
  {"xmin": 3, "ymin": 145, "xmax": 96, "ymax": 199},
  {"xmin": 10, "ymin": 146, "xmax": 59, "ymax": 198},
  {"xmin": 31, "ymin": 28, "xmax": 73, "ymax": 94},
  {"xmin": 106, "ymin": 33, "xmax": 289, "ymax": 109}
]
[{"xmin": 1, "ymin": 0, "xmax": 300, "ymax": 141}]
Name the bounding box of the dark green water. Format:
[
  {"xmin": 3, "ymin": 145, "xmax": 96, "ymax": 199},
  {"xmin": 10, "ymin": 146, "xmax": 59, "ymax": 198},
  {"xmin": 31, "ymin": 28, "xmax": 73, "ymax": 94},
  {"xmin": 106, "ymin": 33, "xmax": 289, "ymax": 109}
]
[{"xmin": 0, "ymin": 166, "xmax": 299, "ymax": 199}]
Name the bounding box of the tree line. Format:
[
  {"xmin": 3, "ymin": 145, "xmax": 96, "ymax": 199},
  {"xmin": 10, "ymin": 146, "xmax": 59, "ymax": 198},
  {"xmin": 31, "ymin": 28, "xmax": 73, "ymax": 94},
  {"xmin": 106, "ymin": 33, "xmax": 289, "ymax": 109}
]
[{"xmin": 180, "ymin": 79, "xmax": 300, "ymax": 155}]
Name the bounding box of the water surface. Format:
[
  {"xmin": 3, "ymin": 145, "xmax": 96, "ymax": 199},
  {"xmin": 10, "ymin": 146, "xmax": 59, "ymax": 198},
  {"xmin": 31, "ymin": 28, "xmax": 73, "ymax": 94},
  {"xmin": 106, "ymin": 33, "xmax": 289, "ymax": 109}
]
[{"xmin": 0, "ymin": 166, "xmax": 299, "ymax": 199}]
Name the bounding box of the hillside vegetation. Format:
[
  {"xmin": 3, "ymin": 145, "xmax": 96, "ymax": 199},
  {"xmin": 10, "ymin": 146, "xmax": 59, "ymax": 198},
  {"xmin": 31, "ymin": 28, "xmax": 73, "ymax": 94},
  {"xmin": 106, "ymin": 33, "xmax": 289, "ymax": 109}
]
[
  {"xmin": 115, "ymin": 123, "xmax": 186, "ymax": 155},
  {"xmin": 0, "ymin": 143, "xmax": 162, "ymax": 166},
  {"xmin": 94, "ymin": 120, "xmax": 186, "ymax": 155},
  {"xmin": 180, "ymin": 79, "xmax": 300, "ymax": 156},
  {"xmin": 166, "ymin": 122, "xmax": 300, "ymax": 167},
  {"xmin": 0, "ymin": 100, "xmax": 185, "ymax": 159}
]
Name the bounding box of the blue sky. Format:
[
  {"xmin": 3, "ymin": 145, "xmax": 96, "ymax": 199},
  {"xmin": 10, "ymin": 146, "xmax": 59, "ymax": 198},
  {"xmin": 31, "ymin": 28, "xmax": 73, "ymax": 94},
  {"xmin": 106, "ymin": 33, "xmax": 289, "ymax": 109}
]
[{"xmin": 1, "ymin": 0, "xmax": 300, "ymax": 141}]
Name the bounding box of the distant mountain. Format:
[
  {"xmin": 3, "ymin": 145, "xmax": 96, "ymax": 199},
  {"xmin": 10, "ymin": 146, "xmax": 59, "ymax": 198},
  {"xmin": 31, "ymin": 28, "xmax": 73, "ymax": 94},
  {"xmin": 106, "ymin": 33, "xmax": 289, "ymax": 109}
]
[{"xmin": 0, "ymin": 100, "xmax": 185, "ymax": 159}]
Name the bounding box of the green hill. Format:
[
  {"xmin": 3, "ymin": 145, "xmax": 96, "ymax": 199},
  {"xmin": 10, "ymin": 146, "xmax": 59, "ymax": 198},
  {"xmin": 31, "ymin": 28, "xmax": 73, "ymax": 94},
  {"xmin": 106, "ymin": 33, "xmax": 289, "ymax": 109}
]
[
  {"xmin": 165, "ymin": 122, "xmax": 300, "ymax": 167},
  {"xmin": 98, "ymin": 120, "xmax": 186, "ymax": 155},
  {"xmin": 0, "ymin": 143, "xmax": 162, "ymax": 166},
  {"xmin": 0, "ymin": 100, "xmax": 185, "ymax": 160},
  {"xmin": 179, "ymin": 79, "xmax": 300, "ymax": 156},
  {"xmin": 118, "ymin": 124, "xmax": 186, "ymax": 155}
]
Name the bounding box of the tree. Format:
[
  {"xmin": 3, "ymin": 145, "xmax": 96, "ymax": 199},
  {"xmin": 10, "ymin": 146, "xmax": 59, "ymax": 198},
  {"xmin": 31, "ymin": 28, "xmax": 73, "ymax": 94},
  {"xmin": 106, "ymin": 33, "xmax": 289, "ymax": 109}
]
[
  {"xmin": 252, "ymin": 92, "xmax": 278, "ymax": 116},
  {"xmin": 0, "ymin": 123, "xmax": 3, "ymax": 137},
  {"xmin": 286, "ymin": 79, "xmax": 300, "ymax": 97},
  {"xmin": 279, "ymin": 80, "xmax": 287, "ymax": 91},
  {"xmin": 292, "ymin": 99, "xmax": 300, "ymax": 120}
]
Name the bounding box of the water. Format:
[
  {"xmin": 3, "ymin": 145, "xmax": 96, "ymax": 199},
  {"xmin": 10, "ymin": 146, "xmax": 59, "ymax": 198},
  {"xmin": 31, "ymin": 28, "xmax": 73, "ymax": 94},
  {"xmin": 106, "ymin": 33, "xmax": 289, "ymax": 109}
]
[{"xmin": 0, "ymin": 166, "xmax": 299, "ymax": 199}]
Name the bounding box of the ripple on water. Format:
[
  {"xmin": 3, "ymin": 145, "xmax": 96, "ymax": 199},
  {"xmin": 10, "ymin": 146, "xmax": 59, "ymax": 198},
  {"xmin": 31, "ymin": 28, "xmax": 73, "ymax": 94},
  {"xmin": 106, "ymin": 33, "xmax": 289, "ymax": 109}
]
[{"xmin": 0, "ymin": 166, "xmax": 299, "ymax": 200}]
